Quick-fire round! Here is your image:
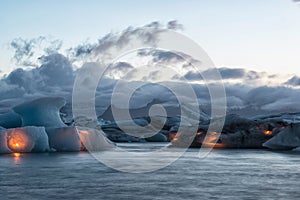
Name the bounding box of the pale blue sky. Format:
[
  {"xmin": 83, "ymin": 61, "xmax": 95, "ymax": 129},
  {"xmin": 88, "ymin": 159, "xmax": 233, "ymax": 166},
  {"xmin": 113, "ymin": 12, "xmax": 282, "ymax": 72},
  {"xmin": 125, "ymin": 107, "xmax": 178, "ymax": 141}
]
[{"xmin": 1, "ymin": 0, "xmax": 300, "ymax": 75}]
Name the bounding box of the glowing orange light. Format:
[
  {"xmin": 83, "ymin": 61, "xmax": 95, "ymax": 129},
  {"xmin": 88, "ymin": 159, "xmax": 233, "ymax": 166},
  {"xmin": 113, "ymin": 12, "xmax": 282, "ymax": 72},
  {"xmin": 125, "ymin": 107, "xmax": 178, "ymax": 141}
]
[
  {"xmin": 202, "ymin": 132, "xmax": 225, "ymax": 149},
  {"xmin": 264, "ymin": 130, "xmax": 272, "ymax": 135},
  {"xmin": 79, "ymin": 130, "xmax": 90, "ymax": 135},
  {"xmin": 8, "ymin": 130, "xmax": 29, "ymax": 152},
  {"xmin": 196, "ymin": 132, "xmax": 203, "ymax": 136},
  {"xmin": 78, "ymin": 130, "xmax": 92, "ymax": 151},
  {"xmin": 169, "ymin": 132, "xmax": 178, "ymax": 142},
  {"xmin": 202, "ymin": 142, "xmax": 224, "ymax": 148}
]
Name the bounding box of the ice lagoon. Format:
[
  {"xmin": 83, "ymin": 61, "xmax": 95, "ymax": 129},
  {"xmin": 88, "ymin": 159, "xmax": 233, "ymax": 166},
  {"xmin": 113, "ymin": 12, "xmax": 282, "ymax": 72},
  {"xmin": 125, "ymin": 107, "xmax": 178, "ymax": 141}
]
[{"xmin": 0, "ymin": 143, "xmax": 299, "ymax": 200}]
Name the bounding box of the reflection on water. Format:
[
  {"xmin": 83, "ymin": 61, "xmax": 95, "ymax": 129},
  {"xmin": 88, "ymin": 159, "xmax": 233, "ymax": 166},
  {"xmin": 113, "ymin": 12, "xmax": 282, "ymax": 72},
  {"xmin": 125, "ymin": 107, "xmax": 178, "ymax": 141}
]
[
  {"xmin": 1, "ymin": 143, "xmax": 300, "ymax": 200},
  {"xmin": 12, "ymin": 153, "xmax": 21, "ymax": 164}
]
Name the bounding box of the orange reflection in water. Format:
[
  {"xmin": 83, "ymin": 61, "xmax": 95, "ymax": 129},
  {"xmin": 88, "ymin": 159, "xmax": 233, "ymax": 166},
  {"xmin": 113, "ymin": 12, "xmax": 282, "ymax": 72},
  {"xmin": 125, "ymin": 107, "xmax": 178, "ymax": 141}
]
[
  {"xmin": 13, "ymin": 153, "xmax": 21, "ymax": 157},
  {"xmin": 12, "ymin": 152, "xmax": 21, "ymax": 164}
]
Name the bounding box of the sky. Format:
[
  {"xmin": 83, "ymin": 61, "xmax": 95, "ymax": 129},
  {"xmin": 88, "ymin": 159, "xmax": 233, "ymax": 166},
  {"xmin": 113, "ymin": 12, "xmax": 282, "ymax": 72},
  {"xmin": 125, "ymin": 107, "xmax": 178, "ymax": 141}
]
[{"xmin": 1, "ymin": 0, "xmax": 300, "ymax": 76}]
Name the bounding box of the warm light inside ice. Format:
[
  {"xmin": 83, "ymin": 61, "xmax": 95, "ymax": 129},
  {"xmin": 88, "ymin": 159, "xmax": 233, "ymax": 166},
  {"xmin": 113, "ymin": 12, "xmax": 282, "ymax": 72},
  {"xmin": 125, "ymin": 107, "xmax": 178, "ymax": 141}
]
[
  {"xmin": 8, "ymin": 130, "xmax": 29, "ymax": 152},
  {"xmin": 264, "ymin": 130, "xmax": 272, "ymax": 135}
]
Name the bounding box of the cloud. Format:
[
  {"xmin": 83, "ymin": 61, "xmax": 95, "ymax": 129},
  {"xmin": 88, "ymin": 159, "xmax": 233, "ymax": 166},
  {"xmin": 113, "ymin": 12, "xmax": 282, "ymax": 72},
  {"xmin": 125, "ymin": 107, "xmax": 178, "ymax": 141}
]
[
  {"xmin": 10, "ymin": 36, "xmax": 63, "ymax": 67},
  {"xmin": 2, "ymin": 21, "xmax": 300, "ymax": 118},
  {"xmin": 106, "ymin": 62, "xmax": 134, "ymax": 79},
  {"xmin": 67, "ymin": 42, "xmax": 97, "ymax": 58},
  {"xmin": 10, "ymin": 37, "xmax": 44, "ymax": 66},
  {"xmin": 68, "ymin": 21, "xmax": 183, "ymax": 64},
  {"xmin": 2, "ymin": 57, "xmax": 300, "ymax": 117},
  {"xmin": 167, "ymin": 20, "xmax": 184, "ymax": 30},
  {"xmin": 141, "ymin": 50, "xmax": 184, "ymax": 63},
  {"xmin": 0, "ymin": 81, "xmax": 25, "ymax": 100},
  {"xmin": 38, "ymin": 53, "xmax": 74, "ymax": 86},
  {"xmin": 285, "ymin": 75, "xmax": 300, "ymax": 86},
  {"xmin": 179, "ymin": 67, "xmax": 246, "ymax": 81},
  {"xmin": 218, "ymin": 67, "xmax": 246, "ymax": 79},
  {"xmin": 0, "ymin": 53, "xmax": 74, "ymax": 107},
  {"xmin": 5, "ymin": 68, "xmax": 38, "ymax": 93},
  {"xmin": 182, "ymin": 71, "xmax": 202, "ymax": 81}
]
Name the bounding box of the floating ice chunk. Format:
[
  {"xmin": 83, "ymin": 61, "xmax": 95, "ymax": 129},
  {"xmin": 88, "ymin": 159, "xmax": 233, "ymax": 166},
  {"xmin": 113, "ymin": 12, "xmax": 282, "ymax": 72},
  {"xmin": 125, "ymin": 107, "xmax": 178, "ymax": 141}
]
[
  {"xmin": 263, "ymin": 124, "xmax": 300, "ymax": 150},
  {"xmin": 0, "ymin": 112, "xmax": 22, "ymax": 128},
  {"xmin": 46, "ymin": 127, "xmax": 81, "ymax": 152},
  {"xmin": 46, "ymin": 126, "xmax": 115, "ymax": 152},
  {"xmin": 145, "ymin": 133, "xmax": 167, "ymax": 142},
  {"xmin": 292, "ymin": 147, "xmax": 300, "ymax": 152},
  {"xmin": 0, "ymin": 128, "xmax": 12, "ymax": 154},
  {"xmin": 13, "ymin": 97, "xmax": 67, "ymax": 128},
  {"xmin": 76, "ymin": 126, "xmax": 115, "ymax": 151},
  {"xmin": 0, "ymin": 126, "xmax": 49, "ymax": 153}
]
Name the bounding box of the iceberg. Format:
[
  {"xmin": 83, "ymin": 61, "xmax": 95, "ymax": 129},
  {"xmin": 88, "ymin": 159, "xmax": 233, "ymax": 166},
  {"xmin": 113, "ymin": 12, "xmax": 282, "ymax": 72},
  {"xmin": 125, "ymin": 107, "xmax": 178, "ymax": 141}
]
[
  {"xmin": 13, "ymin": 97, "xmax": 67, "ymax": 128},
  {"xmin": 0, "ymin": 112, "xmax": 22, "ymax": 128},
  {"xmin": 0, "ymin": 127, "xmax": 12, "ymax": 154},
  {"xmin": 263, "ymin": 124, "xmax": 300, "ymax": 150},
  {"xmin": 76, "ymin": 126, "xmax": 115, "ymax": 151},
  {"xmin": 46, "ymin": 126, "xmax": 115, "ymax": 152},
  {"xmin": 145, "ymin": 133, "xmax": 168, "ymax": 142},
  {"xmin": 46, "ymin": 127, "xmax": 81, "ymax": 152},
  {"xmin": 292, "ymin": 147, "xmax": 300, "ymax": 152},
  {"xmin": 0, "ymin": 126, "xmax": 50, "ymax": 153},
  {"xmin": 0, "ymin": 97, "xmax": 117, "ymax": 154}
]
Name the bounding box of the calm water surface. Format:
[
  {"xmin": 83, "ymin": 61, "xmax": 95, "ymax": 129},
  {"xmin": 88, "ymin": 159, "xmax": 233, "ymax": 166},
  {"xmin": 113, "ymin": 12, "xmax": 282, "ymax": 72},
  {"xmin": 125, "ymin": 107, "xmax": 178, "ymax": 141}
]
[{"xmin": 0, "ymin": 143, "xmax": 299, "ymax": 200}]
